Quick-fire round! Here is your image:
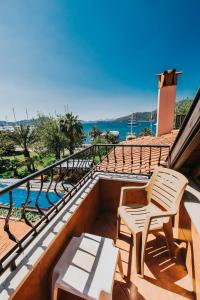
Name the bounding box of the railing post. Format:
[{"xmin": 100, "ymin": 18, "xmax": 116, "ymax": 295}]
[
  {"xmin": 92, "ymin": 145, "xmax": 96, "ymax": 167},
  {"xmin": 106, "ymin": 145, "xmax": 109, "ymax": 171},
  {"xmin": 4, "ymin": 191, "xmax": 20, "ymax": 245},
  {"xmin": 21, "ymin": 181, "xmax": 34, "ymax": 228},
  {"xmin": 46, "ymin": 169, "xmax": 56, "ymax": 209},
  {"xmin": 98, "ymin": 145, "xmax": 102, "ymax": 163},
  {"xmin": 35, "ymin": 174, "xmax": 45, "ymax": 218},
  {"xmin": 158, "ymin": 147, "xmax": 162, "ymax": 165},
  {"xmin": 149, "ymin": 147, "xmax": 152, "ymax": 175},
  {"xmin": 131, "ymin": 146, "xmax": 133, "ymax": 174},
  {"xmin": 139, "ymin": 146, "xmax": 142, "ymax": 174},
  {"xmin": 114, "ymin": 145, "xmax": 117, "ymax": 164}
]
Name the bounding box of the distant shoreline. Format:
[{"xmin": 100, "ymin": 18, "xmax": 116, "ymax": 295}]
[
  {"xmin": 81, "ymin": 120, "xmax": 155, "ymax": 123},
  {"xmin": 82, "ymin": 120, "xmax": 156, "ymax": 143}
]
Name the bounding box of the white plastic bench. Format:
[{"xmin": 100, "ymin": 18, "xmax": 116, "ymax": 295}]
[{"xmin": 52, "ymin": 233, "xmax": 124, "ymax": 300}]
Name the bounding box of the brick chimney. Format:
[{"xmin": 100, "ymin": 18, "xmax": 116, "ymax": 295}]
[{"xmin": 156, "ymin": 69, "xmax": 182, "ymax": 137}]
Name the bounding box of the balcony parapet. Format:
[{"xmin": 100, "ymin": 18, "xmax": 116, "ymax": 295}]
[{"xmin": 0, "ymin": 144, "xmax": 170, "ymax": 278}]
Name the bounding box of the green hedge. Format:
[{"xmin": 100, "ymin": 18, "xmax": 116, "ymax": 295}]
[{"xmin": 0, "ymin": 207, "xmax": 40, "ymax": 223}]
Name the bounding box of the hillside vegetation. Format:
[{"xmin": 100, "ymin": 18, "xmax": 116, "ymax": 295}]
[
  {"xmin": 175, "ymin": 98, "xmax": 193, "ymax": 115},
  {"xmin": 115, "ymin": 110, "xmax": 157, "ymax": 122},
  {"xmin": 115, "ymin": 98, "xmax": 193, "ymax": 122}
]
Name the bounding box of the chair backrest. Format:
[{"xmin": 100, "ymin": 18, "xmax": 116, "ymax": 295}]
[{"xmin": 146, "ymin": 167, "xmax": 188, "ymax": 212}]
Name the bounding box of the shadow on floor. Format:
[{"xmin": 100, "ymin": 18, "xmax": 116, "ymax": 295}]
[{"xmin": 90, "ymin": 211, "xmax": 195, "ymax": 300}]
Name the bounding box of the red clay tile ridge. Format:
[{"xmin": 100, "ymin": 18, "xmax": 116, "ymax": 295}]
[{"xmin": 121, "ymin": 130, "xmax": 178, "ymax": 146}]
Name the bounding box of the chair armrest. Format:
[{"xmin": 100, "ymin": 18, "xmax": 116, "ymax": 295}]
[
  {"xmin": 119, "ymin": 184, "xmax": 148, "ymax": 206},
  {"xmin": 141, "ymin": 210, "xmax": 177, "ymax": 254},
  {"xmin": 143, "ymin": 210, "xmax": 176, "ymax": 236},
  {"xmin": 149, "ymin": 210, "xmax": 176, "ymax": 220}
]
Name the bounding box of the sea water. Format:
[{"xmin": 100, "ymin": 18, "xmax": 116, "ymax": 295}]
[{"xmin": 82, "ymin": 121, "xmax": 156, "ymax": 143}]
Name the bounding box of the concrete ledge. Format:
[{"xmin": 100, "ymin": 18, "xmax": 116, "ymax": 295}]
[{"xmin": 0, "ymin": 174, "xmax": 99, "ymax": 299}]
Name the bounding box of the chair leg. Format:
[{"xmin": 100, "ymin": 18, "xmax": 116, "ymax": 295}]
[
  {"xmin": 163, "ymin": 218, "xmax": 175, "ymax": 257},
  {"xmin": 133, "ymin": 232, "xmax": 142, "ymax": 276},
  {"xmin": 118, "ymin": 250, "xmax": 125, "ymax": 279},
  {"xmin": 140, "ymin": 230, "xmax": 149, "ymax": 278},
  {"xmin": 53, "ymin": 287, "xmax": 58, "ymax": 300},
  {"xmin": 117, "ymin": 216, "xmax": 121, "ymax": 239}
]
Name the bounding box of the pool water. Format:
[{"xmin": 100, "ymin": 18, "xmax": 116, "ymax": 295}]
[
  {"xmin": 0, "ymin": 186, "xmax": 64, "ymax": 209},
  {"xmin": 0, "ymin": 183, "xmax": 8, "ymax": 189}
]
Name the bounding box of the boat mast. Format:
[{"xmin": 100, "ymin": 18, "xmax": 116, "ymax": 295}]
[
  {"xmin": 150, "ymin": 103, "xmax": 153, "ymax": 133},
  {"xmin": 130, "ymin": 113, "xmax": 133, "ymax": 135}
]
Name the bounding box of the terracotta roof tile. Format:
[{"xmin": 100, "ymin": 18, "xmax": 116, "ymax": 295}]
[
  {"xmin": 121, "ymin": 130, "xmax": 178, "ymax": 146},
  {"xmin": 0, "ymin": 219, "xmax": 30, "ymax": 258},
  {"xmin": 99, "ymin": 131, "xmax": 178, "ymax": 175}
]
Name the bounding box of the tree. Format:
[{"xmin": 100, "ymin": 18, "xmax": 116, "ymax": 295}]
[
  {"xmin": 59, "ymin": 113, "xmax": 85, "ymax": 155},
  {"xmin": 105, "ymin": 132, "xmax": 119, "ymax": 144},
  {"xmin": 11, "ymin": 124, "xmax": 37, "ymax": 172},
  {"xmin": 35, "ymin": 116, "xmax": 67, "ymax": 160},
  {"xmin": 89, "ymin": 126, "xmax": 102, "ymax": 140},
  {"xmin": 175, "ymin": 98, "xmax": 192, "ymax": 115},
  {"xmin": 139, "ymin": 128, "xmax": 153, "ymax": 137},
  {"xmin": 0, "ymin": 131, "xmax": 15, "ymax": 157},
  {"xmin": 0, "ymin": 158, "xmax": 11, "ymax": 174},
  {"xmin": 9, "ymin": 158, "xmax": 21, "ymax": 177},
  {"xmin": 91, "ymin": 130, "xmax": 119, "ymax": 144},
  {"xmin": 11, "ymin": 124, "xmax": 37, "ymax": 158},
  {"xmin": 92, "ymin": 135, "xmax": 108, "ymax": 144}
]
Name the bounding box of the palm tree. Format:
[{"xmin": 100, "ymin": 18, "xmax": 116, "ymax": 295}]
[
  {"xmin": 35, "ymin": 116, "xmax": 67, "ymax": 160},
  {"xmin": 89, "ymin": 125, "xmax": 102, "ymax": 140},
  {"xmin": 11, "ymin": 124, "xmax": 37, "ymax": 171},
  {"xmin": 59, "ymin": 113, "xmax": 84, "ymax": 155}
]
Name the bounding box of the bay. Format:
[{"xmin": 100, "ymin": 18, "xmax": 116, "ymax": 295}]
[{"xmin": 82, "ymin": 121, "xmax": 156, "ymax": 143}]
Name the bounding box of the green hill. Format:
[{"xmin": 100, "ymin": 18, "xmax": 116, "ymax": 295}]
[
  {"xmin": 115, "ymin": 110, "xmax": 157, "ymax": 122},
  {"xmin": 175, "ymin": 98, "xmax": 193, "ymax": 115},
  {"xmin": 114, "ymin": 98, "xmax": 193, "ymax": 122}
]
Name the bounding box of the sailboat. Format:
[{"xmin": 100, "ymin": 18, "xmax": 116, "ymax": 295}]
[
  {"xmin": 127, "ymin": 113, "xmax": 138, "ymax": 126},
  {"xmin": 149, "ymin": 109, "xmax": 153, "ymax": 133},
  {"xmin": 126, "ymin": 113, "xmax": 137, "ymax": 141},
  {"xmin": 149, "ymin": 105, "xmax": 156, "ymax": 133}
]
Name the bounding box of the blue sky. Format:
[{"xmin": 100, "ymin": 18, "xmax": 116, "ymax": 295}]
[{"xmin": 0, "ymin": 1, "xmax": 199, "ymax": 121}]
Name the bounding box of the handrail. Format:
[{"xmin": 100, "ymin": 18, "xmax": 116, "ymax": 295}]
[
  {"xmin": 95, "ymin": 144, "xmax": 170, "ymax": 147},
  {"xmin": 0, "ymin": 145, "xmax": 94, "ymax": 195}
]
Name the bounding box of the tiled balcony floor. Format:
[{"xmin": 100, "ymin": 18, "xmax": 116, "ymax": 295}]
[
  {"xmin": 90, "ymin": 212, "xmax": 195, "ymax": 300},
  {"xmin": 0, "ymin": 210, "xmax": 195, "ymax": 300}
]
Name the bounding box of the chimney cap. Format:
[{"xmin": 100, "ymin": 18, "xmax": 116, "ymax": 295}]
[{"xmin": 156, "ymin": 69, "xmax": 182, "ymax": 88}]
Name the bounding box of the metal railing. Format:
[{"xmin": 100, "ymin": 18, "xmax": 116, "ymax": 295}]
[
  {"xmin": 94, "ymin": 144, "xmax": 170, "ymax": 176},
  {"xmin": 0, "ymin": 144, "xmax": 170, "ymax": 275}
]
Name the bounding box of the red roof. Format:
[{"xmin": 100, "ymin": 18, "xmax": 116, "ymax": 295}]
[
  {"xmin": 99, "ymin": 131, "xmax": 178, "ymax": 175},
  {"xmin": 121, "ymin": 130, "xmax": 178, "ymax": 146}
]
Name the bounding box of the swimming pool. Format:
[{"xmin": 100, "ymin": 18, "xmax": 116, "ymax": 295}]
[
  {"xmin": 0, "ymin": 183, "xmax": 8, "ymax": 189},
  {"xmin": 0, "ymin": 185, "xmax": 64, "ymax": 209}
]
